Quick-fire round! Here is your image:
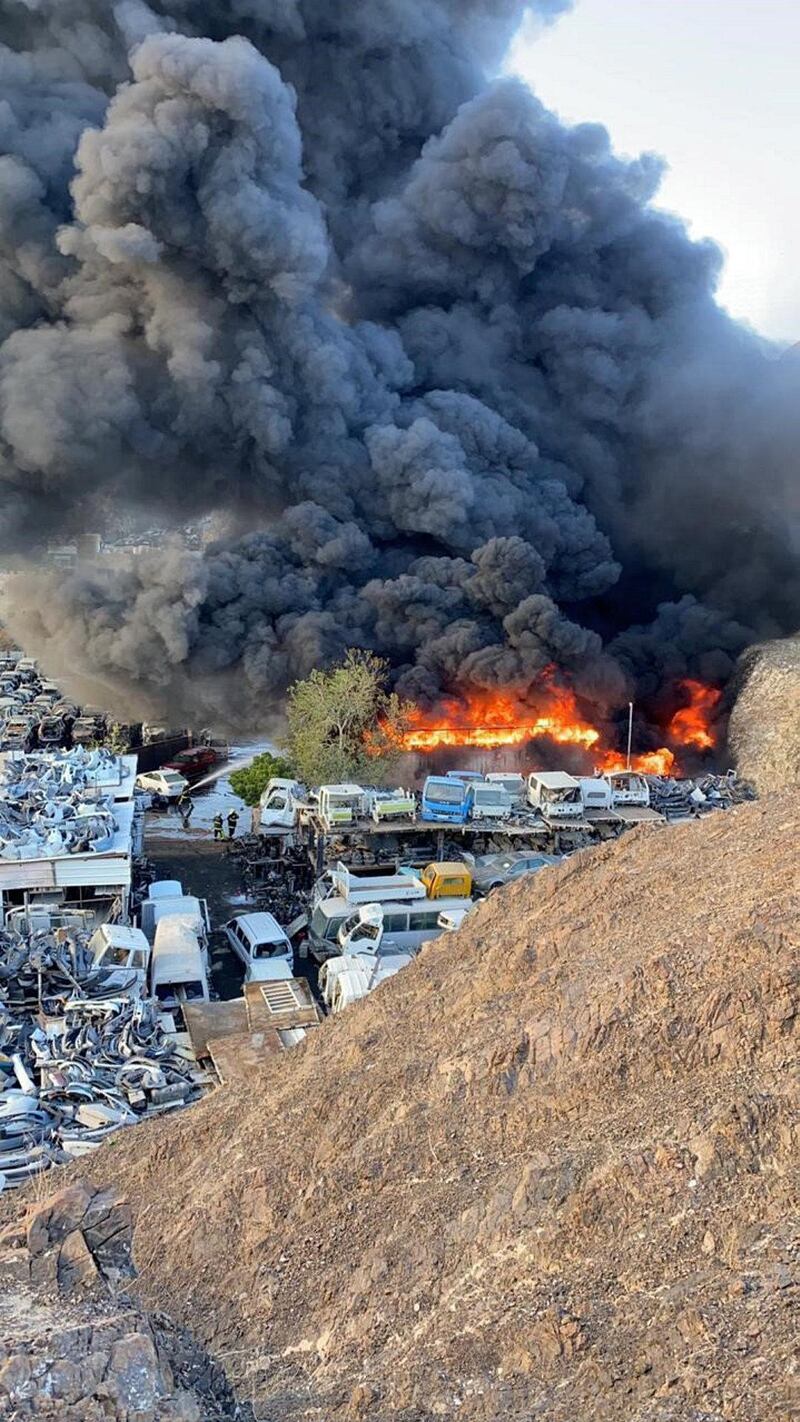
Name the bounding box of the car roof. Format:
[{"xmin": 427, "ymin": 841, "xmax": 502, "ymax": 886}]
[
  {"xmin": 233, "ymin": 912, "xmax": 288, "ymax": 943},
  {"xmin": 149, "ymin": 881, "xmax": 184, "ymax": 898}
]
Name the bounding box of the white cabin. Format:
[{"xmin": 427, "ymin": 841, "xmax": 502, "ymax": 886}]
[
  {"xmin": 365, "ymin": 788, "xmax": 416, "ymax": 823},
  {"xmin": 526, "ymin": 771, "xmax": 583, "ymax": 820},
  {"xmin": 603, "ymin": 770, "xmax": 651, "ymax": 807},
  {"xmin": 485, "ymin": 772, "xmax": 526, "ymax": 803},
  {"xmin": 469, "ymin": 781, "xmax": 513, "ymax": 819},
  {"xmin": 258, "ymin": 778, "xmax": 306, "ymax": 829},
  {"xmin": 89, "ymin": 923, "xmax": 150, "ymax": 996},
  {"xmin": 317, "ymin": 784, "xmax": 367, "ymax": 830},
  {"xmin": 578, "ymin": 777, "xmax": 614, "ymax": 812}
]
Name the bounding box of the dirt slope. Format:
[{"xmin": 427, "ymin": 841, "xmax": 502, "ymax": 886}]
[
  {"xmin": 729, "ymin": 636, "xmax": 800, "ymax": 792},
  {"xmin": 67, "ymin": 795, "xmax": 798, "ymax": 1421}
]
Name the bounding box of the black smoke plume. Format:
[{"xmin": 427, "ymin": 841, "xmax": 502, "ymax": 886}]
[{"xmin": 0, "ymin": 1, "xmax": 797, "ymax": 738}]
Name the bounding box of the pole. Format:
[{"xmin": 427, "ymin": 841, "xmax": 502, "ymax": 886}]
[{"xmin": 626, "ymin": 702, "xmax": 634, "ymax": 771}]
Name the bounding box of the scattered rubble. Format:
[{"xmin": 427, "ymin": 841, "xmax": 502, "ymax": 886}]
[
  {"xmin": 646, "ymin": 769, "xmax": 757, "ymax": 818},
  {"xmin": 228, "ymin": 836, "xmax": 312, "ymax": 923}
]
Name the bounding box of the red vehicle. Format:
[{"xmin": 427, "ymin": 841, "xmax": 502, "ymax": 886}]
[{"xmin": 164, "ymin": 746, "xmax": 220, "ymax": 782}]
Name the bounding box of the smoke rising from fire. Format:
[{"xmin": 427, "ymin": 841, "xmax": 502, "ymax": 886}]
[{"xmin": 0, "ymin": 1, "xmax": 797, "ymax": 741}]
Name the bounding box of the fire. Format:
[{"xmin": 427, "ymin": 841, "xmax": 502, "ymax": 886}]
[
  {"xmin": 398, "ymin": 685, "xmax": 601, "ymax": 753},
  {"xmin": 667, "ymin": 678, "xmax": 722, "ymax": 750},
  {"xmin": 597, "ymin": 747, "xmax": 676, "ymax": 777},
  {"xmin": 393, "ymin": 673, "xmax": 721, "ymax": 775}
]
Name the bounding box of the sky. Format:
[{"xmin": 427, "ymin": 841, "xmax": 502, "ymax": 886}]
[{"xmin": 509, "ymin": 0, "xmax": 800, "ymax": 344}]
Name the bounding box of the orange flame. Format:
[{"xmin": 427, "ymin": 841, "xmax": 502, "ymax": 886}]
[
  {"xmin": 597, "ymin": 747, "xmax": 676, "ymax": 776},
  {"xmin": 392, "ymin": 675, "xmax": 720, "ymax": 775},
  {"xmin": 398, "ymin": 684, "xmax": 600, "ymax": 753},
  {"xmin": 667, "ymin": 678, "xmax": 722, "ymax": 750}
]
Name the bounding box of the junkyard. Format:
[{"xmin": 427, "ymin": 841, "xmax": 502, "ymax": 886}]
[
  {"xmin": 0, "ymin": 650, "xmax": 764, "ymax": 1194},
  {"xmin": 0, "ymin": 6, "xmax": 797, "ymax": 1418}
]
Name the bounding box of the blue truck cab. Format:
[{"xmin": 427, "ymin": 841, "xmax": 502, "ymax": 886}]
[{"xmin": 421, "ymin": 775, "xmax": 471, "ymax": 823}]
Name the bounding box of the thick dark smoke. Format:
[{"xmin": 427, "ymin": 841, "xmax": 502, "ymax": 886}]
[{"xmin": 0, "ymin": 0, "xmax": 797, "ymax": 737}]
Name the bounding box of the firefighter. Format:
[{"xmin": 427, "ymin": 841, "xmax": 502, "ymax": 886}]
[
  {"xmin": 227, "ymin": 809, "xmax": 239, "ymax": 839},
  {"xmin": 212, "ymin": 812, "xmax": 224, "ymax": 842},
  {"xmin": 177, "ymin": 789, "xmax": 194, "ymax": 827}
]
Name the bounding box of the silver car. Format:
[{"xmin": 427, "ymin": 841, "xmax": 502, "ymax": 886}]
[{"xmin": 467, "ymin": 851, "xmax": 561, "ymax": 894}]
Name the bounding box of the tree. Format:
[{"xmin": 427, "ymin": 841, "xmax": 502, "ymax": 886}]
[
  {"xmin": 229, "ymin": 750, "xmax": 294, "ymax": 807},
  {"xmin": 285, "ymin": 650, "xmax": 413, "ymax": 787}
]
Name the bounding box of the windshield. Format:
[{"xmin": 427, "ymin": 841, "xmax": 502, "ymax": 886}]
[
  {"xmin": 160, "ymin": 772, "xmax": 185, "ymax": 787},
  {"xmin": 99, "ymin": 944, "xmax": 132, "ymax": 967},
  {"xmin": 352, "ymin": 921, "xmax": 381, "ymax": 943},
  {"xmin": 474, "ymin": 787, "xmax": 503, "ymax": 803},
  {"xmin": 253, "ymin": 938, "xmax": 289, "ymax": 958},
  {"xmin": 427, "ymin": 782, "xmax": 464, "ymax": 804}
]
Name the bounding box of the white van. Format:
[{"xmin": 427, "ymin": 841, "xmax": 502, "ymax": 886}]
[
  {"xmin": 150, "ymin": 917, "xmax": 209, "ymax": 1008},
  {"xmin": 140, "ymin": 885, "xmax": 210, "ymax": 951},
  {"xmin": 89, "ymin": 924, "xmax": 150, "ymax": 996},
  {"xmin": 307, "ymin": 894, "xmax": 473, "ymax": 961},
  {"xmin": 222, "ymin": 912, "xmax": 293, "ymax": 983}
]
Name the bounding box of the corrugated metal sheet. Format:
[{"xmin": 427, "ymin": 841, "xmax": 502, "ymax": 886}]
[
  {"xmin": 54, "ymin": 857, "xmax": 130, "ymax": 888},
  {"xmin": 0, "ymin": 860, "xmax": 56, "ymax": 890}
]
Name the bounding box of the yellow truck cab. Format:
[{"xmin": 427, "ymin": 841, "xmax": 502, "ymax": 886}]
[{"xmin": 421, "ymin": 862, "xmax": 473, "ymax": 900}]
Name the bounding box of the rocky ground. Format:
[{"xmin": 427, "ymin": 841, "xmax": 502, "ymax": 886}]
[
  {"xmin": 0, "ymin": 1182, "xmax": 251, "ymax": 1421},
  {"xmin": 729, "ymin": 636, "xmax": 800, "ymax": 793},
  {"xmin": 9, "ymin": 791, "xmax": 793, "ymax": 1421}
]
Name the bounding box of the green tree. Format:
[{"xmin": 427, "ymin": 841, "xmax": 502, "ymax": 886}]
[
  {"xmin": 285, "ymin": 650, "xmax": 413, "ymax": 787},
  {"xmin": 229, "ymin": 750, "xmax": 295, "ymax": 807}
]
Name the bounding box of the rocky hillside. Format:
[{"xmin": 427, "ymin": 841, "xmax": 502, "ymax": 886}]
[
  {"xmin": 729, "ymin": 636, "xmax": 800, "ymax": 792},
  {"xmin": 21, "ymin": 794, "xmax": 800, "ymax": 1421},
  {"xmin": 0, "ymin": 1181, "xmax": 251, "ymax": 1421}
]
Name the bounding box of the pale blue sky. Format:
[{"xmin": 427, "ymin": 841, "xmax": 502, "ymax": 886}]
[{"xmin": 509, "ymin": 0, "xmax": 799, "ymax": 343}]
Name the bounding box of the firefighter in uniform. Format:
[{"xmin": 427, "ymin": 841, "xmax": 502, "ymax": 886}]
[{"xmin": 212, "ymin": 813, "xmax": 224, "ymax": 842}]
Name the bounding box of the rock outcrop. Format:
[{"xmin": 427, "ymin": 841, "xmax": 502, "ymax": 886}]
[{"xmin": 0, "ymin": 1182, "xmax": 251, "ymax": 1421}]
